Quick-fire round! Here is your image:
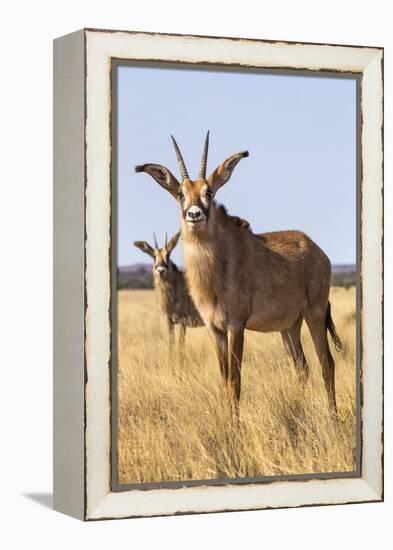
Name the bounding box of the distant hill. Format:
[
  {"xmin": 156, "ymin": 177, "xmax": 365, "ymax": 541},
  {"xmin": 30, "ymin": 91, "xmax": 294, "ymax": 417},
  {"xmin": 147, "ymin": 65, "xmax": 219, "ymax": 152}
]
[
  {"xmin": 118, "ymin": 263, "xmax": 153, "ymax": 289},
  {"xmin": 117, "ymin": 263, "xmax": 357, "ymax": 289},
  {"xmin": 331, "ymin": 264, "xmax": 356, "ymax": 288},
  {"xmin": 332, "ymin": 264, "xmax": 356, "ymax": 274}
]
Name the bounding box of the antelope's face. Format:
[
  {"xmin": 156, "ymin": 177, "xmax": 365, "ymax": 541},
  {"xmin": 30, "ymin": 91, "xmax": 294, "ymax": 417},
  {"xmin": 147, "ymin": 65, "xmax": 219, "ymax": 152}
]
[
  {"xmin": 135, "ymin": 132, "xmax": 249, "ymax": 235},
  {"xmin": 153, "ymin": 248, "xmax": 170, "ymax": 277},
  {"xmin": 178, "ymin": 178, "xmax": 213, "ymax": 231},
  {"xmin": 134, "ymin": 232, "xmax": 181, "ymax": 279}
]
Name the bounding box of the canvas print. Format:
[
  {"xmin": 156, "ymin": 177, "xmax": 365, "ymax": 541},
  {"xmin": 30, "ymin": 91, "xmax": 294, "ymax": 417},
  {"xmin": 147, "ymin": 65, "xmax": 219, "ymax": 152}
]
[{"xmin": 113, "ymin": 63, "xmax": 358, "ymax": 486}]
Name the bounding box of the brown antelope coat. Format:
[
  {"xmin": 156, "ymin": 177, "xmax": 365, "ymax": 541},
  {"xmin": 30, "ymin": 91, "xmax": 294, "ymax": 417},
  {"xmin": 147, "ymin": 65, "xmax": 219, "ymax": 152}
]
[{"xmin": 135, "ymin": 134, "xmax": 342, "ymax": 411}]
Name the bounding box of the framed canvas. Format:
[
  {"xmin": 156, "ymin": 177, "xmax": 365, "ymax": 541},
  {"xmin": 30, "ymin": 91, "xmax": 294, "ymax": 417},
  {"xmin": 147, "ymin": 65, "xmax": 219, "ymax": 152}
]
[{"xmin": 53, "ymin": 28, "xmax": 383, "ymax": 521}]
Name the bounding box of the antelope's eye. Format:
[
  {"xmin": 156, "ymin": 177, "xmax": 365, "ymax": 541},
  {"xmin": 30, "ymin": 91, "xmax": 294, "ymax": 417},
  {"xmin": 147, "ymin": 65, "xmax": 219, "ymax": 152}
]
[{"xmin": 177, "ymin": 191, "xmax": 184, "ymax": 201}]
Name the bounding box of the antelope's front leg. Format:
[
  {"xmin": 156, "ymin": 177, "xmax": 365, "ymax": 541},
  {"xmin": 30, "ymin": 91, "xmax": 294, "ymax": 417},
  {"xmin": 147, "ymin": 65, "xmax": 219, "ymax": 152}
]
[
  {"xmin": 178, "ymin": 324, "xmax": 186, "ymax": 348},
  {"xmin": 167, "ymin": 320, "xmax": 175, "ymax": 359},
  {"xmin": 177, "ymin": 324, "xmax": 186, "ymax": 366},
  {"xmin": 208, "ymin": 325, "xmax": 228, "ymax": 385},
  {"xmin": 227, "ymin": 326, "xmax": 245, "ymax": 403}
]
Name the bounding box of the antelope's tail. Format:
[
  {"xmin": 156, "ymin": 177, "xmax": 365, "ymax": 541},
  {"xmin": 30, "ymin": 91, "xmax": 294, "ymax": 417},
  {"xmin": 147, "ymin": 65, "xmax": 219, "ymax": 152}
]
[{"xmin": 326, "ymin": 301, "xmax": 344, "ymax": 352}]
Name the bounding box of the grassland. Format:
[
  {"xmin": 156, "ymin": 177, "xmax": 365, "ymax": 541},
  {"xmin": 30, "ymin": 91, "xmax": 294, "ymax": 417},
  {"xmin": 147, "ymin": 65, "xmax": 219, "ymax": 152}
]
[{"xmin": 117, "ymin": 287, "xmax": 356, "ymax": 484}]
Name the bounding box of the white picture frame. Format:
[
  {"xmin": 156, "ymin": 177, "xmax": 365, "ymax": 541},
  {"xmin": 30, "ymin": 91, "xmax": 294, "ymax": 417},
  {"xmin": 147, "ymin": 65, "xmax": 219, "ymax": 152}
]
[{"xmin": 53, "ymin": 28, "xmax": 383, "ymax": 521}]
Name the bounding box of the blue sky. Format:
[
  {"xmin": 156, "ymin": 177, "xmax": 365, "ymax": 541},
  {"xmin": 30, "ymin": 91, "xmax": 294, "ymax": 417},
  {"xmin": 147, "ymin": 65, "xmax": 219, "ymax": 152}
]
[{"xmin": 116, "ymin": 64, "xmax": 357, "ymax": 267}]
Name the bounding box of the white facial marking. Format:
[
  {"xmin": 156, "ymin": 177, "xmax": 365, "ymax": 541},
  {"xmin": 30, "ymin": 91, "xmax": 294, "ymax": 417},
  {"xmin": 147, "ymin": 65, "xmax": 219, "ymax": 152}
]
[
  {"xmin": 200, "ymin": 184, "xmax": 210, "ymax": 208},
  {"xmin": 156, "ymin": 266, "xmax": 166, "ymax": 273},
  {"xmin": 186, "ymin": 205, "xmax": 206, "ymax": 225},
  {"xmin": 183, "ymin": 192, "xmax": 192, "ymax": 211}
]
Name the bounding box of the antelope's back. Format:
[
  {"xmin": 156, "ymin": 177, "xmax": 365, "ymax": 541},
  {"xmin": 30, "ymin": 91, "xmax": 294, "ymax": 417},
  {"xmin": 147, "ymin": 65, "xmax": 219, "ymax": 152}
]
[{"xmin": 255, "ymin": 229, "xmax": 332, "ymax": 300}]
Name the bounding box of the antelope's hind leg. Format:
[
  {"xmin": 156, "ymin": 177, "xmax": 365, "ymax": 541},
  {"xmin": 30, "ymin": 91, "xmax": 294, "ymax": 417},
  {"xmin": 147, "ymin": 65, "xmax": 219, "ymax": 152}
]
[
  {"xmin": 281, "ymin": 316, "xmax": 309, "ymax": 383},
  {"xmin": 305, "ymin": 314, "xmax": 337, "ymax": 413}
]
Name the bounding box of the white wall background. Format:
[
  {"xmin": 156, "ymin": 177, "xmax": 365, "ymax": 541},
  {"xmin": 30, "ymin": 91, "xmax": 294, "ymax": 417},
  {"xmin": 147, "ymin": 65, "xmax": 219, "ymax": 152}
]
[{"xmin": 1, "ymin": 1, "xmax": 391, "ymax": 548}]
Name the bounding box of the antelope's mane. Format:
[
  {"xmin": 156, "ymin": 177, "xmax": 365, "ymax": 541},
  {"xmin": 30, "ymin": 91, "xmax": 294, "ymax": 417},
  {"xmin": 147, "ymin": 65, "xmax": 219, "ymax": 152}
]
[
  {"xmin": 170, "ymin": 261, "xmax": 180, "ymax": 273},
  {"xmin": 217, "ymin": 204, "xmax": 252, "ymax": 232}
]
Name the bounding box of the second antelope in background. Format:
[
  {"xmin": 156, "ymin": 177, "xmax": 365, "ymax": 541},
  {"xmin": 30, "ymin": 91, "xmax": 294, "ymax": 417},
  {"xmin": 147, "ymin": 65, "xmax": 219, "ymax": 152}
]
[{"xmin": 134, "ymin": 232, "xmax": 203, "ymax": 348}]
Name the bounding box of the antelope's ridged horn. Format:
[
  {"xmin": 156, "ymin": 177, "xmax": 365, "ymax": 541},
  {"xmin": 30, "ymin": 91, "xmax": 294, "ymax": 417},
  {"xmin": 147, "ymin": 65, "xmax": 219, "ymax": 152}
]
[
  {"xmin": 171, "ymin": 135, "xmax": 189, "ymax": 180},
  {"xmin": 199, "ymin": 130, "xmax": 210, "ymax": 179},
  {"xmin": 165, "ymin": 232, "xmax": 168, "ymax": 250},
  {"xmin": 153, "ymin": 233, "xmax": 159, "ymax": 249}
]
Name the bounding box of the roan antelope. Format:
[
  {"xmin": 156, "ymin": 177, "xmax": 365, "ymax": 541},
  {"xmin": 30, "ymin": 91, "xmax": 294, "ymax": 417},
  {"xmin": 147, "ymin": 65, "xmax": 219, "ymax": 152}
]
[
  {"xmin": 135, "ymin": 133, "xmax": 343, "ymax": 412},
  {"xmin": 134, "ymin": 232, "xmax": 203, "ymax": 348}
]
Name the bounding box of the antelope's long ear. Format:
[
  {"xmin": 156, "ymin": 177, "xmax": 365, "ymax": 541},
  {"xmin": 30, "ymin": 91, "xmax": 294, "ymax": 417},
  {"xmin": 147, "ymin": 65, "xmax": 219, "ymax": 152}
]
[
  {"xmin": 166, "ymin": 231, "xmax": 181, "ymax": 255},
  {"xmin": 134, "ymin": 241, "xmax": 155, "ymax": 258},
  {"xmin": 207, "ymin": 151, "xmax": 249, "ymax": 195},
  {"xmin": 135, "ymin": 164, "xmax": 180, "ymax": 198}
]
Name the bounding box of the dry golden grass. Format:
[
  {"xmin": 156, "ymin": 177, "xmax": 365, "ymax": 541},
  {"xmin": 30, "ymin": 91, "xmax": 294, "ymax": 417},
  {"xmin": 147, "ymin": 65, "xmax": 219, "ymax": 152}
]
[{"xmin": 117, "ymin": 287, "xmax": 356, "ymax": 484}]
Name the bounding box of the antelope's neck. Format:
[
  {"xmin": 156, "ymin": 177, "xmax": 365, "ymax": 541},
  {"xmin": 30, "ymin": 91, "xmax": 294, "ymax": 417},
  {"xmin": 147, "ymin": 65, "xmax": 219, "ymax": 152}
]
[
  {"xmin": 181, "ymin": 218, "xmax": 227, "ymax": 324},
  {"xmin": 154, "ymin": 268, "xmax": 177, "ymax": 311}
]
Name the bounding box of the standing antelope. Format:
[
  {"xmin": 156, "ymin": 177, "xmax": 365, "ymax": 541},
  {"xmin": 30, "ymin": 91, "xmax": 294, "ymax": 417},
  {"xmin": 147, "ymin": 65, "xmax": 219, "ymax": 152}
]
[
  {"xmin": 134, "ymin": 232, "xmax": 203, "ymax": 348},
  {"xmin": 135, "ymin": 133, "xmax": 343, "ymax": 411}
]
